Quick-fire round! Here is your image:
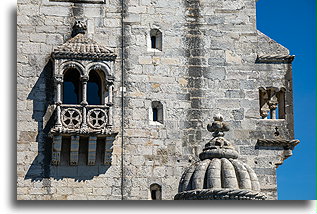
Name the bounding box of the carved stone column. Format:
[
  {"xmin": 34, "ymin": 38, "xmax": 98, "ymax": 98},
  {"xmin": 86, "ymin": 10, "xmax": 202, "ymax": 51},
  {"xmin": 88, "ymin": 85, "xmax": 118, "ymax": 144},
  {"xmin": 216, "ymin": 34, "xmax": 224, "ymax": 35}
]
[
  {"xmin": 267, "ymin": 87, "xmax": 279, "ymax": 119},
  {"xmin": 52, "ymin": 135, "xmax": 62, "ymax": 165},
  {"xmin": 108, "ymin": 85, "xmax": 113, "ymax": 104},
  {"xmin": 88, "ymin": 136, "xmax": 97, "ymax": 165},
  {"xmin": 81, "ymin": 75, "xmax": 89, "ymax": 105},
  {"xmin": 81, "ymin": 75, "xmax": 88, "ymax": 129},
  {"xmin": 70, "ymin": 136, "xmax": 80, "ymax": 166},
  {"xmin": 259, "ymin": 88, "xmax": 269, "ymax": 119},
  {"xmin": 54, "ymin": 75, "xmax": 63, "ymax": 128},
  {"xmin": 106, "ymin": 81, "xmax": 114, "ymax": 126},
  {"xmin": 268, "ymin": 97, "xmax": 278, "ymax": 119}
]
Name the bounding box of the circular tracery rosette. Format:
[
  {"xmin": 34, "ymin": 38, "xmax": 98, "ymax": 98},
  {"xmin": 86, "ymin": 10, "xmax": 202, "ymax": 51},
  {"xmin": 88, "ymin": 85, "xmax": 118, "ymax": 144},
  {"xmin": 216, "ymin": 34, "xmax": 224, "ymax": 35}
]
[
  {"xmin": 87, "ymin": 108, "xmax": 108, "ymax": 129},
  {"xmin": 61, "ymin": 108, "xmax": 82, "ymax": 129}
]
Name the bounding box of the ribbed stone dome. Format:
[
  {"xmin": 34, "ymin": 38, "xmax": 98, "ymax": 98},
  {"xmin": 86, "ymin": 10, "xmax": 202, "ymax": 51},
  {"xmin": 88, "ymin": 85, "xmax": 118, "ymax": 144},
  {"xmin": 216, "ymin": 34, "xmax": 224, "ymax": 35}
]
[
  {"xmin": 178, "ymin": 158, "xmax": 261, "ymax": 192},
  {"xmin": 174, "ymin": 114, "xmax": 266, "ymax": 200}
]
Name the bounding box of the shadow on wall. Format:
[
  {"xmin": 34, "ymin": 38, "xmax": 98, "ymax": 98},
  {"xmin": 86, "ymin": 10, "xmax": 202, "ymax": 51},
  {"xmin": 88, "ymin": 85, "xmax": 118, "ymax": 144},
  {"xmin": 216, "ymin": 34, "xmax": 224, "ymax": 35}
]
[{"xmin": 24, "ymin": 61, "xmax": 112, "ymax": 182}]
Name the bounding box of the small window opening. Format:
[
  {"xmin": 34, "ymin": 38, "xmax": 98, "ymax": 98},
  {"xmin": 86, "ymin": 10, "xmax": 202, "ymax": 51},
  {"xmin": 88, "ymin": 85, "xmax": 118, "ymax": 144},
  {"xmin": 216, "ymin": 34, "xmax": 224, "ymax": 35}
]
[
  {"xmin": 153, "ymin": 107, "xmax": 158, "ymax": 121},
  {"xmin": 151, "ymin": 36, "xmax": 156, "ymax": 49},
  {"xmin": 63, "ymin": 68, "xmax": 81, "ymax": 104},
  {"xmin": 150, "ymin": 29, "xmax": 162, "ymax": 51},
  {"xmin": 150, "ymin": 183, "xmax": 162, "ymax": 200},
  {"xmin": 151, "ymin": 101, "xmax": 163, "ymax": 124}
]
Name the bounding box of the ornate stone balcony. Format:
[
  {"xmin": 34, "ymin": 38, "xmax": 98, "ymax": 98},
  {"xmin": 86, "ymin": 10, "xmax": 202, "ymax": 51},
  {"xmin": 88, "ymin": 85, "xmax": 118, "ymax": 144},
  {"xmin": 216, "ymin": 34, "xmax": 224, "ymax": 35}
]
[{"xmin": 50, "ymin": 104, "xmax": 114, "ymax": 136}]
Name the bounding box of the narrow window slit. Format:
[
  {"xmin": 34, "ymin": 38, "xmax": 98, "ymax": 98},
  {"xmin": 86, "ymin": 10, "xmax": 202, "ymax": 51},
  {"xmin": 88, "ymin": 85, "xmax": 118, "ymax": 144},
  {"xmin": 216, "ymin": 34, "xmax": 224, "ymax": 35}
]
[
  {"xmin": 153, "ymin": 107, "xmax": 158, "ymax": 121},
  {"xmin": 151, "ymin": 36, "xmax": 156, "ymax": 49}
]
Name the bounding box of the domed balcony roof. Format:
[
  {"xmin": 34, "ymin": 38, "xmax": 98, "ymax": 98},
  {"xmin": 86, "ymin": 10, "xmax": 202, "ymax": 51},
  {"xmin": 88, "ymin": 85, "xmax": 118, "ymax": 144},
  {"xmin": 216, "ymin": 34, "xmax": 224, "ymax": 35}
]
[
  {"xmin": 174, "ymin": 114, "xmax": 266, "ymax": 200},
  {"xmin": 52, "ymin": 21, "xmax": 116, "ymax": 61}
]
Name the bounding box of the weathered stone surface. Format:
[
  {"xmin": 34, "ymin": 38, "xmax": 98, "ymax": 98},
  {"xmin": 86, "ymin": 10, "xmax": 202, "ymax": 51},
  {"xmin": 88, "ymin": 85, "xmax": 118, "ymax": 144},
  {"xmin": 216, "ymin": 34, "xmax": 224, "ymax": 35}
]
[{"xmin": 17, "ymin": 0, "xmax": 296, "ymax": 200}]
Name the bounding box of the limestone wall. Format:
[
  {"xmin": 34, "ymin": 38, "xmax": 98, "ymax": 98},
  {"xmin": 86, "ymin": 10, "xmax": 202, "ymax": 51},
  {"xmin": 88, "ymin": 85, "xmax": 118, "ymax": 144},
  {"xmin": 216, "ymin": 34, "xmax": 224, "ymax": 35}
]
[{"xmin": 17, "ymin": 0, "xmax": 295, "ymax": 200}]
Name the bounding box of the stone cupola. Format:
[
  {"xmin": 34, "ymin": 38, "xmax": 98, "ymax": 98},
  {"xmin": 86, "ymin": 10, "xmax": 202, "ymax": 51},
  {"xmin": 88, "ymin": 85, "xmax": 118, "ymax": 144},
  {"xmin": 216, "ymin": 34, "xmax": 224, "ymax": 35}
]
[{"xmin": 174, "ymin": 114, "xmax": 266, "ymax": 200}]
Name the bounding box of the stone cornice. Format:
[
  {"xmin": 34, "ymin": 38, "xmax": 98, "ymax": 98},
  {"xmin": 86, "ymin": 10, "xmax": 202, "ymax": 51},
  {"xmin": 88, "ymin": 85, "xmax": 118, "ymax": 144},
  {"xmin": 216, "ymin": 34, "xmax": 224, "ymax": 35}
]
[
  {"xmin": 256, "ymin": 54, "xmax": 295, "ymax": 63},
  {"xmin": 256, "ymin": 139, "xmax": 300, "ymax": 150},
  {"xmin": 49, "ymin": 127, "xmax": 118, "ymax": 137}
]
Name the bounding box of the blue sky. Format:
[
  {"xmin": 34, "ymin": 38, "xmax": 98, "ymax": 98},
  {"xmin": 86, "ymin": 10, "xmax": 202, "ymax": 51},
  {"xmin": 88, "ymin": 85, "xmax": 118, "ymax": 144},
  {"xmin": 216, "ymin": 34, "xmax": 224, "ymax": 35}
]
[{"xmin": 256, "ymin": 0, "xmax": 316, "ymax": 200}]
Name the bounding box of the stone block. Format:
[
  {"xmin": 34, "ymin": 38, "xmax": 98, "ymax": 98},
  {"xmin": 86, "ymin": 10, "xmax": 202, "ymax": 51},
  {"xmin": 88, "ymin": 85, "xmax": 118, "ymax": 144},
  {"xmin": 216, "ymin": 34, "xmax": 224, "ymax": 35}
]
[{"xmin": 40, "ymin": 6, "xmax": 70, "ymax": 16}]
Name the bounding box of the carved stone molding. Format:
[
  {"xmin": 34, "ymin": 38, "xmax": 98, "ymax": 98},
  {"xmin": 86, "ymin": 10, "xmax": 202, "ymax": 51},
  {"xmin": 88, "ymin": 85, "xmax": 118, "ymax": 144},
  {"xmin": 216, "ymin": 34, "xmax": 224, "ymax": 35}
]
[
  {"xmin": 54, "ymin": 75, "xmax": 63, "ymax": 84},
  {"xmin": 87, "ymin": 108, "xmax": 108, "ymax": 129},
  {"xmin": 256, "ymin": 139, "xmax": 300, "ymax": 150},
  {"xmin": 175, "ymin": 189, "xmax": 266, "ymax": 200},
  {"xmin": 256, "ymin": 54, "xmax": 295, "ymax": 63},
  {"xmin": 259, "ymin": 87, "xmax": 285, "ymax": 119},
  {"xmin": 61, "ymin": 108, "xmax": 82, "ymax": 129}
]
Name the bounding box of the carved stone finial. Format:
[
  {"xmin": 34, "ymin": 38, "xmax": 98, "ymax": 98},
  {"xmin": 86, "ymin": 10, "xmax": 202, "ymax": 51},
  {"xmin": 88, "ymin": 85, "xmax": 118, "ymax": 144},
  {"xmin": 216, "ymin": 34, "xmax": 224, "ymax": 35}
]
[
  {"xmin": 72, "ymin": 20, "xmax": 87, "ymax": 37},
  {"xmin": 207, "ymin": 114, "xmax": 229, "ymax": 137},
  {"xmin": 200, "ymin": 114, "xmax": 238, "ymax": 160}
]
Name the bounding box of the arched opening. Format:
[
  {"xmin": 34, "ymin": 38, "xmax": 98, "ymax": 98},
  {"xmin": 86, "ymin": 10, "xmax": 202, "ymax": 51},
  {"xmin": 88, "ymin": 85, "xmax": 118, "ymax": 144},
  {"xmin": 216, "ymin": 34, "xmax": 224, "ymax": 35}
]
[
  {"xmin": 150, "ymin": 29, "xmax": 162, "ymax": 51},
  {"xmin": 150, "ymin": 183, "xmax": 162, "ymax": 200},
  {"xmin": 87, "ymin": 70, "xmax": 102, "ymax": 105},
  {"xmin": 63, "ymin": 68, "xmax": 81, "ymax": 104}
]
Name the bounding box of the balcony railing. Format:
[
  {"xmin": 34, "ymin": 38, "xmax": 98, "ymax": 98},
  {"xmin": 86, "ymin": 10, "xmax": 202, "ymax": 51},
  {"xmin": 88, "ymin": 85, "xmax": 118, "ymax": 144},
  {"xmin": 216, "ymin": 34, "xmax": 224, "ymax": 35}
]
[{"xmin": 51, "ymin": 104, "xmax": 113, "ymax": 135}]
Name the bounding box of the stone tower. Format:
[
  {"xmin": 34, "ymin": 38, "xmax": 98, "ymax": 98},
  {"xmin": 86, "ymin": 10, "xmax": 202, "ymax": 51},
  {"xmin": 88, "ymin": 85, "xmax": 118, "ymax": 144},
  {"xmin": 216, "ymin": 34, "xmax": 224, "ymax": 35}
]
[{"xmin": 17, "ymin": 0, "xmax": 299, "ymax": 200}]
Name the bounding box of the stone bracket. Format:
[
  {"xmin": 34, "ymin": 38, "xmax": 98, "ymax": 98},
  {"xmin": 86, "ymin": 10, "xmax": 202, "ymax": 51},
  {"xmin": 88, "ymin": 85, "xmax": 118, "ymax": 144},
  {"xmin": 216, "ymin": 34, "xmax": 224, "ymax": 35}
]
[
  {"xmin": 255, "ymin": 139, "xmax": 300, "ymax": 165},
  {"xmin": 104, "ymin": 136, "xmax": 114, "ymax": 165},
  {"xmin": 70, "ymin": 136, "xmax": 80, "ymax": 166},
  {"xmin": 88, "ymin": 136, "xmax": 97, "ymax": 165},
  {"xmin": 52, "ymin": 135, "xmax": 62, "ymax": 165}
]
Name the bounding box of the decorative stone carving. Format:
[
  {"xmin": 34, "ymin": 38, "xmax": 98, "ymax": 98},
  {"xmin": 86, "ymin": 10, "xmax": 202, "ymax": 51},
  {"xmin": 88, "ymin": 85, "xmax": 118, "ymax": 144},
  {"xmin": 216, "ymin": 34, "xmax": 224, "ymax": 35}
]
[
  {"xmin": 256, "ymin": 54, "xmax": 295, "ymax": 63},
  {"xmin": 48, "ymin": 20, "xmax": 117, "ymax": 168},
  {"xmin": 54, "ymin": 75, "xmax": 63, "ymax": 84},
  {"xmin": 259, "ymin": 87, "xmax": 285, "ymax": 119},
  {"xmin": 207, "ymin": 114, "xmax": 229, "ymax": 137},
  {"xmin": 87, "ymin": 108, "xmax": 108, "ymax": 129},
  {"xmin": 256, "ymin": 139, "xmax": 300, "ymax": 164},
  {"xmin": 175, "ymin": 114, "xmax": 266, "ymax": 200},
  {"xmin": 72, "ymin": 20, "xmax": 87, "ymax": 37},
  {"xmin": 61, "ymin": 108, "xmax": 82, "ymax": 129}
]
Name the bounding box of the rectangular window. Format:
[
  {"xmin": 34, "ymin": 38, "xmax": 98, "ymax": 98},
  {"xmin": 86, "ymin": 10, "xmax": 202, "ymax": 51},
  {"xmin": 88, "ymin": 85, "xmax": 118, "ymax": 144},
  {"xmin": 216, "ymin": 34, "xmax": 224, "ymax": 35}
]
[{"xmin": 150, "ymin": 101, "xmax": 163, "ymax": 124}]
